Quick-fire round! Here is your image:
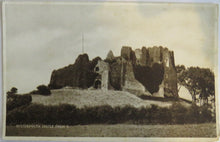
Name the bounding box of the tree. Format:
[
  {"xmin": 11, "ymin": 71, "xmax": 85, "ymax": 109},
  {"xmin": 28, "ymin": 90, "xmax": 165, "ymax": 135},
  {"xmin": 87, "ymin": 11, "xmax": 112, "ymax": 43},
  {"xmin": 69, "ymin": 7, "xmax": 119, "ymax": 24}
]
[
  {"xmin": 177, "ymin": 66, "xmax": 215, "ymax": 104},
  {"xmin": 7, "ymin": 87, "xmax": 18, "ymax": 97},
  {"xmin": 176, "ymin": 65, "xmax": 186, "ymax": 92},
  {"xmin": 176, "ymin": 65, "xmax": 186, "ymax": 74},
  {"xmin": 6, "ymin": 87, "xmax": 32, "ymax": 112},
  {"xmin": 10, "ymin": 87, "xmax": 18, "ymax": 94},
  {"xmin": 7, "ymin": 87, "xmax": 18, "ymax": 106}
]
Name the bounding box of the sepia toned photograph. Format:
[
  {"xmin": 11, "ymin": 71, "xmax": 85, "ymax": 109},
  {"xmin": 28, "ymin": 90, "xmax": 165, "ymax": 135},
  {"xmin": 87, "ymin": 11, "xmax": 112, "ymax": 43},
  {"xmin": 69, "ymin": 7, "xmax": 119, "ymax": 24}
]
[{"xmin": 2, "ymin": 1, "xmax": 219, "ymax": 141}]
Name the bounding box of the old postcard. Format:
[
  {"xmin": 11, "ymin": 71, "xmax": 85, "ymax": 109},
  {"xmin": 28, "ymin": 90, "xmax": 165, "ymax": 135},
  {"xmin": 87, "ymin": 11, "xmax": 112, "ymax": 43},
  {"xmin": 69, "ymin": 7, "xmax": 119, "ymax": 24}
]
[{"xmin": 1, "ymin": 1, "xmax": 219, "ymax": 141}]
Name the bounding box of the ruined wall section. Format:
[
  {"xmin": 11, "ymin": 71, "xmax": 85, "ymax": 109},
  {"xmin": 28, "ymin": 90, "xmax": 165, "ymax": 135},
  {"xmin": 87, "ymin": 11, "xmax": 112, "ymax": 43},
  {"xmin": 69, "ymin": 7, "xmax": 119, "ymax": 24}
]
[
  {"xmin": 108, "ymin": 57, "xmax": 126, "ymax": 90},
  {"xmin": 121, "ymin": 46, "xmax": 136, "ymax": 64},
  {"xmin": 162, "ymin": 49, "xmax": 178, "ymax": 97},
  {"xmin": 107, "ymin": 47, "xmax": 145, "ymax": 95},
  {"xmin": 48, "ymin": 54, "xmax": 100, "ymax": 89},
  {"xmin": 122, "ymin": 61, "xmax": 146, "ymax": 96},
  {"xmin": 134, "ymin": 46, "xmax": 178, "ymax": 98},
  {"xmin": 106, "ymin": 50, "xmax": 114, "ymax": 61},
  {"xmin": 120, "ymin": 46, "xmax": 146, "ymax": 95},
  {"xmin": 148, "ymin": 46, "xmax": 163, "ymax": 65}
]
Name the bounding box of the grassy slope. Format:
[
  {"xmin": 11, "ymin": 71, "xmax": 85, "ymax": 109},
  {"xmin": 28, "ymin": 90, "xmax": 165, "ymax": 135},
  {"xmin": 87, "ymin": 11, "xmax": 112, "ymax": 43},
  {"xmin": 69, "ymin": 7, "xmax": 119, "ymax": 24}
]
[
  {"xmin": 31, "ymin": 88, "xmax": 190, "ymax": 108},
  {"xmin": 6, "ymin": 123, "xmax": 216, "ymax": 137}
]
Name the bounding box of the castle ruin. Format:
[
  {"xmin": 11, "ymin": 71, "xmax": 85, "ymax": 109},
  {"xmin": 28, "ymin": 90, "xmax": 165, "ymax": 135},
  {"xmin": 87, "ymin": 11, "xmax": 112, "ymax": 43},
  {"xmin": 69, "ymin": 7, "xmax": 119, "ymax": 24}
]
[{"xmin": 49, "ymin": 46, "xmax": 178, "ymax": 98}]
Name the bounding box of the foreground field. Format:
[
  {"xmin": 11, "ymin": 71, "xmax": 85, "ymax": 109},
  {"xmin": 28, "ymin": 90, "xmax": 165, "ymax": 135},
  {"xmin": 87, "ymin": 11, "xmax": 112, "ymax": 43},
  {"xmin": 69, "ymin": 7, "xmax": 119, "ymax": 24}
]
[
  {"xmin": 6, "ymin": 123, "xmax": 216, "ymax": 137},
  {"xmin": 31, "ymin": 89, "xmax": 190, "ymax": 108}
]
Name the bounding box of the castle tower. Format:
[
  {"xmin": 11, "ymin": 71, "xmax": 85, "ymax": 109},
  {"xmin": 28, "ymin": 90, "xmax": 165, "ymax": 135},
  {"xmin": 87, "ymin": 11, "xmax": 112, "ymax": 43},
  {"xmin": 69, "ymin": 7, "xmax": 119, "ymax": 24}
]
[{"xmin": 94, "ymin": 60, "xmax": 110, "ymax": 91}]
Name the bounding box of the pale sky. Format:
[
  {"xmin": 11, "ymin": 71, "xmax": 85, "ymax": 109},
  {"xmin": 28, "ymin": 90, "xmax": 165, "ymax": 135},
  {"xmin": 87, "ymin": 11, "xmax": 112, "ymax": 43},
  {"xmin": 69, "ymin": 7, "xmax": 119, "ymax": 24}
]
[{"xmin": 3, "ymin": 2, "xmax": 218, "ymax": 93}]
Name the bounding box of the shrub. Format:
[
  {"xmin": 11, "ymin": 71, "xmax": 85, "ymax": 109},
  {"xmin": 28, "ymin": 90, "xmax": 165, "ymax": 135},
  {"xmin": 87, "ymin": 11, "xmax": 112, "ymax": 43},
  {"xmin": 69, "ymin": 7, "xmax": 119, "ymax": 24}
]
[
  {"xmin": 7, "ymin": 87, "xmax": 18, "ymax": 96},
  {"xmin": 36, "ymin": 85, "xmax": 51, "ymax": 95},
  {"xmin": 29, "ymin": 90, "xmax": 39, "ymax": 94},
  {"xmin": 157, "ymin": 107, "xmax": 172, "ymax": 124},
  {"xmin": 185, "ymin": 104, "xmax": 200, "ymax": 123},
  {"xmin": 6, "ymin": 103, "xmax": 216, "ymax": 126},
  {"xmin": 170, "ymin": 102, "xmax": 188, "ymax": 124},
  {"xmin": 7, "ymin": 94, "xmax": 32, "ymax": 112},
  {"xmin": 7, "ymin": 105, "xmax": 28, "ymax": 125},
  {"xmin": 200, "ymin": 105, "xmax": 213, "ymax": 123}
]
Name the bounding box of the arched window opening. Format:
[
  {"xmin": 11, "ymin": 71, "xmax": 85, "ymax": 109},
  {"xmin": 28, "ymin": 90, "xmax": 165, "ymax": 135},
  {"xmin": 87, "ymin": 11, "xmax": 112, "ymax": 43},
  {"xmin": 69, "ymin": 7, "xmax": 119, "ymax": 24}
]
[
  {"xmin": 95, "ymin": 67, "xmax": 99, "ymax": 71},
  {"xmin": 94, "ymin": 80, "xmax": 101, "ymax": 89}
]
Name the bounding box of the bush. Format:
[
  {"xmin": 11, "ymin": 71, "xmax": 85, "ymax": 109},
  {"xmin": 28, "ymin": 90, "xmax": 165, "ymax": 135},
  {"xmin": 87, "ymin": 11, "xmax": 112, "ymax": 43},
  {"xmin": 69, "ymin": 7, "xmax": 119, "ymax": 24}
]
[
  {"xmin": 157, "ymin": 107, "xmax": 172, "ymax": 124},
  {"xmin": 29, "ymin": 90, "xmax": 39, "ymax": 95},
  {"xmin": 185, "ymin": 104, "xmax": 200, "ymax": 123},
  {"xmin": 170, "ymin": 103, "xmax": 188, "ymax": 124},
  {"xmin": 7, "ymin": 94, "xmax": 32, "ymax": 112},
  {"xmin": 200, "ymin": 105, "xmax": 213, "ymax": 123},
  {"xmin": 36, "ymin": 85, "xmax": 51, "ymax": 95},
  {"xmin": 6, "ymin": 103, "xmax": 216, "ymax": 126},
  {"xmin": 7, "ymin": 87, "xmax": 18, "ymax": 96}
]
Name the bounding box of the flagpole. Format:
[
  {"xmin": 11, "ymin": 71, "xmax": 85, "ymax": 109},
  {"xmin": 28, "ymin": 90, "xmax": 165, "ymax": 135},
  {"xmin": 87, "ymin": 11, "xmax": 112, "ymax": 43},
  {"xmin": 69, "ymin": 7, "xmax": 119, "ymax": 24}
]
[{"xmin": 82, "ymin": 33, "xmax": 84, "ymax": 54}]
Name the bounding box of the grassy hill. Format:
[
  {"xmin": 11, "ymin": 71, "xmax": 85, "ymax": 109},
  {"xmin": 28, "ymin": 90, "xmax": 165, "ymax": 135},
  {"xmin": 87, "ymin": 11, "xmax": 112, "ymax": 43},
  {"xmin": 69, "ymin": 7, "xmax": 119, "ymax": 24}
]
[{"xmin": 31, "ymin": 88, "xmax": 190, "ymax": 108}]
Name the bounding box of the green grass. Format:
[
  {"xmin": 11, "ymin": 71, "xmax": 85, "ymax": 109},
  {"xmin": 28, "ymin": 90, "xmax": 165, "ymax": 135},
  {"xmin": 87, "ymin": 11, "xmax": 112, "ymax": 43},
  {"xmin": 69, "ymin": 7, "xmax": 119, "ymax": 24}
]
[{"xmin": 6, "ymin": 123, "xmax": 216, "ymax": 137}]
